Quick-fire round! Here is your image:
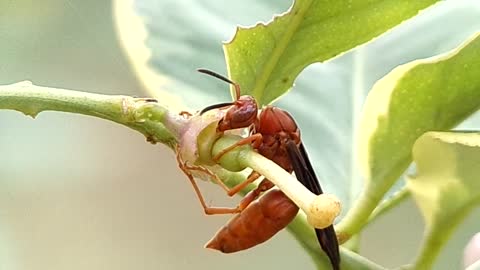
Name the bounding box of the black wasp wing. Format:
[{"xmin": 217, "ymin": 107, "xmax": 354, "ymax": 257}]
[{"xmin": 286, "ymin": 141, "xmax": 340, "ymax": 270}]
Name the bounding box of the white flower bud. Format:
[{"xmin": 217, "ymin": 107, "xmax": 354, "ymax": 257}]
[{"xmin": 307, "ymin": 194, "xmax": 341, "ymax": 229}]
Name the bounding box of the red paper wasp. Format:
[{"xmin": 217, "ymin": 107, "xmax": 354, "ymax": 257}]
[{"xmin": 177, "ymin": 69, "xmax": 340, "ymax": 270}]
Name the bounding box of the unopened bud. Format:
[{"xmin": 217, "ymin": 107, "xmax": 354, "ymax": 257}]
[{"xmin": 307, "ymin": 194, "xmax": 341, "ymax": 229}]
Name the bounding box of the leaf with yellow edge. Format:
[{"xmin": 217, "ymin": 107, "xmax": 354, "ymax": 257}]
[
  {"xmin": 337, "ymin": 31, "xmax": 480, "ymax": 238},
  {"xmin": 225, "ymin": 0, "xmax": 441, "ymax": 105},
  {"xmin": 407, "ymin": 131, "xmax": 480, "ymax": 270}
]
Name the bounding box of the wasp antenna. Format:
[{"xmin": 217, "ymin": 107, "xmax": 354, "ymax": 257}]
[
  {"xmin": 197, "ymin": 68, "xmax": 241, "ymax": 100},
  {"xmin": 200, "ymin": 102, "xmax": 235, "ymax": 115},
  {"xmin": 197, "ymin": 68, "xmax": 234, "ymax": 84}
]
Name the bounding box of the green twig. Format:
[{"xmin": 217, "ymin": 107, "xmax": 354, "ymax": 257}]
[
  {"xmin": 0, "ymin": 81, "xmax": 182, "ymax": 147},
  {"xmin": 413, "ymin": 205, "xmax": 476, "ymax": 270},
  {"xmin": 336, "ymin": 159, "xmax": 411, "ymax": 243},
  {"xmin": 287, "ymin": 215, "xmax": 386, "ymax": 270},
  {"xmin": 336, "ymin": 183, "xmax": 410, "ymax": 245},
  {"xmin": 368, "ymin": 188, "xmax": 410, "ymax": 223}
]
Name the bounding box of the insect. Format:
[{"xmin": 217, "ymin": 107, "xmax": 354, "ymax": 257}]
[{"xmin": 191, "ymin": 69, "xmax": 341, "ymax": 270}]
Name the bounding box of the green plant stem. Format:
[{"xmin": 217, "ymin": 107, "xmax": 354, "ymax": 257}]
[
  {"xmin": 413, "ymin": 204, "xmax": 476, "ymax": 270},
  {"xmin": 342, "ymin": 234, "xmax": 361, "ymax": 253},
  {"xmin": 414, "ymin": 225, "xmax": 445, "ymax": 270},
  {"xmin": 368, "ymin": 188, "xmax": 410, "ymax": 223},
  {"xmin": 287, "ymin": 214, "xmax": 332, "ymax": 269},
  {"xmin": 288, "ymin": 215, "xmax": 386, "ymax": 270},
  {"xmin": 336, "ymin": 159, "xmax": 411, "ymax": 243},
  {"xmin": 0, "ymin": 81, "xmax": 181, "ymax": 147},
  {"xmin": 335, "ymin": 181, "xmax": 387, "ymax": 243}
]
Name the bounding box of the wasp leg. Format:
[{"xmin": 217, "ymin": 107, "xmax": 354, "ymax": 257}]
[
  {"xmin": 238, "ymin": 177, "xmax": 275, "ymax": 211},
  {"xmin": 176, "ymin": 149, "xmax": 243, "ymax": 215},
  {"xmin": 177, "ymin": 146, "xmax": 273, "ymax": 215}
]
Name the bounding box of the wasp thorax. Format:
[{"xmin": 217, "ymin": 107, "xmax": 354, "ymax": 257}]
[{"xmin": 257, "ymin": 106, "xmax": 299, "ymax": 136}]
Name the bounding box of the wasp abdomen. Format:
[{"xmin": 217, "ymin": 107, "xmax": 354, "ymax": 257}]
[{"xmin": 205, "ymin": 189, "xmax": 299, "ymax": 253}]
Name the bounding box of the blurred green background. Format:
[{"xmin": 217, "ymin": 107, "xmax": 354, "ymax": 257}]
[{"xmin": 0, "ymin": 1, "xmax": 479, "ymax": 270}]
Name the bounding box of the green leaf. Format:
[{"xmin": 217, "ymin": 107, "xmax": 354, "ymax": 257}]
[
  {"xmin": 337, "ymin": 31, "xmax": 480, "ymax": 237},
  {"xmin": 361, "ymin": 30, "xmax": 480, "ymax": 187},
  {"xmin": 407, "ymin": 131, "xmax": 480, "ymax": 270},
  {"xmin": 115, "ymin": 0, "xmax": 293, "ymax": 109},
  {"xmin": 225, "ymin": 0, "xmax": 441, "ymax": 105}
]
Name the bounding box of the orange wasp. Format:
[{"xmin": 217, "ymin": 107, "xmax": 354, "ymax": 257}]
[{"xmin": 177, "ymin": 69, "xmax": 340, "ymax": 270}]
